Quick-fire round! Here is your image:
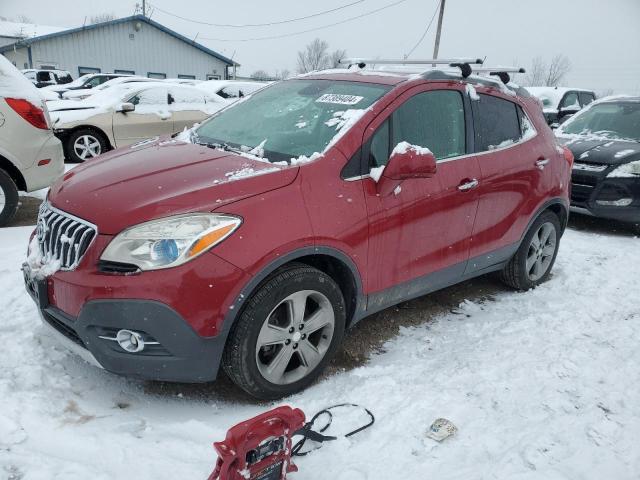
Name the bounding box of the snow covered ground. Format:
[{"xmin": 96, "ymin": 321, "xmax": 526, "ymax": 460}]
[{"xmin": 1, "ymin": 225, "xmax": 639, "ymax": 479}]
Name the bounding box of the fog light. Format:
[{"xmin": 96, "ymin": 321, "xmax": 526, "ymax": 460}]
[
  {"xmin": 596, "ymin": 198, "xmax": 633, "ymax": 207},
  {"xmin": 116, "ymin": 329, "xmax": 145, "ymax": 353}
]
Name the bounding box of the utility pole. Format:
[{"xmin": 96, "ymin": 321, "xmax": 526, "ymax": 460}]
[
  {"xmin": 432, "ymin": 0, "xmax": 446, "ymax": 59},
  {"xmin": 142, "ymin": 0, "xmax": 146, "ymax": 16}
]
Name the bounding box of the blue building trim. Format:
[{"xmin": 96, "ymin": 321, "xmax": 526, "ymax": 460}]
[{"xmin": 0, "ymin": 15, "xmax": 237, "ymax": 66}]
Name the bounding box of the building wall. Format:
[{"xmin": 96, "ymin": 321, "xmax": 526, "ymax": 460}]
[{"xmin": 3, "ymin": 19, "xmax": 230, "ymax": 80}]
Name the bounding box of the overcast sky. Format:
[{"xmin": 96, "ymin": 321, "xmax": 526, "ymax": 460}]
[{"xmin": 3, "ymin": 0, "xmax": 639, "ymax": 94}]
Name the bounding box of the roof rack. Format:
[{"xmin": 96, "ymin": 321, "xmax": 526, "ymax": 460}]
[
  {"xmin": 339, "ymin": 57, "xmax": 483, "ymax": 77},
  {"xmin": 470, "ymin": 67, "xmax": 526, "ymax": 84}
]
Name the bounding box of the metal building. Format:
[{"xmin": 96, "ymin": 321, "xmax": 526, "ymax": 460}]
[{"xmin": 0, "ymin": 15, "xmax": 237, "ymax": 80}]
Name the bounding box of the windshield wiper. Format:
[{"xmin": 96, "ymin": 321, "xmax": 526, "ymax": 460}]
[{"xmin": 196, "ymin": 140, "xmax": 245, "ymax": 154}]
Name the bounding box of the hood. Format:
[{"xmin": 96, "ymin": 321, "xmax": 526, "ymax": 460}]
[
  {"xmin": 558, "ymin": 136, "xmax": 640, "ymax": 166},
  {"xmin": 48, "ymin": 138, "xmax": 298, "ymax": 234}
]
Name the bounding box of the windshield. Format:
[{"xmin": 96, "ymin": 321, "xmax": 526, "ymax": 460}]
[
  {"xmin": 560, "ymin": 102, "xmax": 640, "ymax": 142},
  {"xmin": 194, "ymin": 79, "xmax": 391, "ymax": 163}
]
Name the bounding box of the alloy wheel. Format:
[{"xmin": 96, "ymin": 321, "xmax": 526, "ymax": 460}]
[
  {"xmin": 255, "ymin": 290, "xmax": 335, "ymax": 385},
  {"xmin": 73, "ymin": 134, "xmax": 102, "ymax": 160},
  {"xmin": 526, "ymin": 222, "xmax": 557, "ymax": 281}
]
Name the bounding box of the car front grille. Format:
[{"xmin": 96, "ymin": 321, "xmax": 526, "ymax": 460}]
[{"xmin": 36, "ymin": 203, "xmax": 97, "ymax": 271}]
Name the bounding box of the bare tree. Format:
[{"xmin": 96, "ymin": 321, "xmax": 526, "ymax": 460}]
[
  {"xmin": 250, "ymin": 70, "xmax": 271, "ymax": 80},
  {"xmin": 15, "ymin": 14, "xmax": 33, "ymax": 23},
  {"xmin": 523, "ymin": 55, "xmax": 572, "ymax": 87},
  {"xmin": 297, "ymin": 38, "xmax": 330, "ymax": 73},
  {"xmin": 90, "ymin": 13, "xmax": 116, "ymax": 24},
  {"xmin": 274, "ymin": 69, "xmax": 291, "ymax": 80},
  {"xmin": 330, "ymin": 49, "xmax": 348, "ymax": 68}
]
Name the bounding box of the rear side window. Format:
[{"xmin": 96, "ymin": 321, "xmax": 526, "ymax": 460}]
[
  {"xmin": 392, "ymin": 90, "xmax": 465, "ymax": 161},
  {"xmin": 475, "ymin": 94, "xmax": 521, "ymax": 151},
  {"xmin": 579, "ymin": 92, "xmax": 595, "ymax": 107}
]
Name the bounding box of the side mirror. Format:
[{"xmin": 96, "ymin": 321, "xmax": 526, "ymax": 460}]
[
  {"xmin": 116, "ymin": 102, "xmax": 135, "ymax": 113},
  {"xmin": 376, "ymin": 142, "xmax": 437, "ymax": 195}
]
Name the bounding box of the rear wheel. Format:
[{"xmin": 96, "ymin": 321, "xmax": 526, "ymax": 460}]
[
  {"xmin": 66, "ymin": 128, "xmax": 107, "ymax": 162},
  {"xmin": 500, "ymin": 211, "xmax": 561, "ymax": 290},
  {"xmin": 0, "ymin": 169, "xmax": 19, "ymax": 227},
  {"xmin": 222, "ymin": 263, "xmax": 346, "ymax": 400}
]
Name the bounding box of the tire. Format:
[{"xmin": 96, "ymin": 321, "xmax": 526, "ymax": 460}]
[
  {"xmin": 222, "ymin": 263, "xmax": 346, "ymax": 400},
  {"xmin": 66, "ymin": 128, "xmax": 107, "ymax": 163},
  {"xmin": 0, "ymin": 169, "xmax": 19, "ymax": 227},
  {"xmin": 500, "ymin": 211, "xmax": 561, "ymax": 290}
]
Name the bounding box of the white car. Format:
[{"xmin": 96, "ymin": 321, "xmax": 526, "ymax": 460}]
[
  {"xmin": 196, "ymin": 80, "xmax": 267, "ymax": 101},
  {"xmin": 61, "ymin": 76, "xmax": 153, "ymax": 100},
  {"xmin": 1, "ymin": 57, "xmax": 64, "ymax": 226},
  {"xmin": 49, "ymin": 82, "xmax": 227, "ymax": 162},
  {"xmin": 42, "ymin": 73, "xmax": 133, "ymax": 97}
]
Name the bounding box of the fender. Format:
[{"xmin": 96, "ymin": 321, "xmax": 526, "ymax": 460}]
[
  {"xmin": 217, "ymin": 245, "xmax": 366, "ymax": 339},
  {"xmin": 520, "ymin": 197, "xmax": 569, "ymax": 244}
]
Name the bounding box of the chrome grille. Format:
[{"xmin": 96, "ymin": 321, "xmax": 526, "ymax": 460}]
[{"xmin": 36, "ymin": 203, "xmax": 97, "ymax": 271}]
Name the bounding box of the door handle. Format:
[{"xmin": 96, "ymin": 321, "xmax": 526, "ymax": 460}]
[
  {"xmin": 458, "ymin": 179, "xmax": 479, "ymax": 191},
  {"xmin": 535, "ymin": 158, "xmax": 550, "ymax": 170}
]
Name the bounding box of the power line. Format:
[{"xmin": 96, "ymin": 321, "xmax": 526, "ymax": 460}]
[
  {"xmin": 149, "ymin": 0, "xmax": 365, "ymax": 28},
  {"xmin": 405, "ymin": 0, "xmax": 440, "ymax": 58},
  {"xmin": 199, "ymin": 0, "xmax": 410, "ymax": 42}
]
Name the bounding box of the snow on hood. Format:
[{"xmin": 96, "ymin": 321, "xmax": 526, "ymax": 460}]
[
  {"xmin": 47, "ymin": 138, "xmax": 298, "ymax": 234},
  {"xmin": 558, "ymin": 137, "xmax": 640, "ymax": 166},
  {"xmin": 0, "ymin": 55, "xmax": 45, "ymax": 105}
]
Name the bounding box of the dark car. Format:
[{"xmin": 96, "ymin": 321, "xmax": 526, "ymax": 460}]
[
  {"xmin": 556, "ymin": 97, "xmax": 640, "ymax": 231},
  {"xmin": 527, "ymin": 87, "xmax": 596, "ymax": 127}
]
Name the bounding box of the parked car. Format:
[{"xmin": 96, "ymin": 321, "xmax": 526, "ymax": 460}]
[
  {"xmin": 49, "ymin": 82, "xmax": 225, "ymax": 162},
  {"xmin": 197, "ymin": 80, "xmax": 267, "ymax": 101},
  {"xmin": 526, "ymin": 87, "xmax": 596, "ymax": 126},
  {"xmin": 61, "ymin": 76, "xmax": 153, "ymax": 100},
  {"xmin": 42, "ymin": 73, "xmax": 132, "ymax": 97},
  {"xmin": 23, "ymin": 67, "xmax": 571, "ymax": 399},
  {"xmin": 22, "ymin": 68, "xmax": 73, "ymax": 88},
  {"xmin": 556, "ymin": 96, "xmax": 640, "ymax": 231},
  {"xmin": 1, "ymin": 57, "xmax": 64, "ymax": 226}
]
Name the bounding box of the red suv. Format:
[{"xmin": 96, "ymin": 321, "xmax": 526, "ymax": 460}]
[{"xmin": 24, "ymin": 67, "xmax": 572, "ymax": 399}]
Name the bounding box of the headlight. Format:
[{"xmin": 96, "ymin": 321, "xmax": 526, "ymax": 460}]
[
  {"xmin": 101, "ymin": 214, "xmax": 241, "ymax": 271},
  {"xmin": 607, "ymin": 160, "xmax": 640, "ymax": 178}
]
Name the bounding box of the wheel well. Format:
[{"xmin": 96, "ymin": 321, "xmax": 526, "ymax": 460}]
[
  {"xmin": 0, "ymin": 155, "xmax": 27, "ymax": 191},
  {"xmin": 63, "ymin": 125, "xmax": 113, "ymax": 150},
  {"xmin": 293, "ymin": 254, "xmax": 360, "ymax": 328},
  {"xmin": 547, "ymin": 202, "xmax": 568, "ymax": 234}
]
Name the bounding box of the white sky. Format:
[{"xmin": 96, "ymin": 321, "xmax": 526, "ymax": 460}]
[{"xmin": 3, "ymin": 0, "xmax": 639, "ymax": 94}]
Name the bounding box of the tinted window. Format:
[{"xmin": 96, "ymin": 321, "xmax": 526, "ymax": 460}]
[
  {"xmin": 579, "ymin": 92, "xmax": 595, "ymax": 107},
  {"xmin": 475, "ymin": 94, "xmax": 521, "ymax": 151},
  {"xmin": 369, "ymin": 120, "xmax": 390, "ymax": 167},
  {"xmin": 392, "ymin": 90, "xmax": 465, "ymax": 161},
  {"xmin": 36, "ymin": 71, "xmax": 52, "ymax": 82},
  {"xmin": 560, "ymin": 92, "xmax": 580, "ymax": 109}
]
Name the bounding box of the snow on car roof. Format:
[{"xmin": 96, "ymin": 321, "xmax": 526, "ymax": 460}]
[
  {"xmin": 0, "ymin": 54, "xmax": 44, "ymax": 105},
  {"xmin": 0, "ymin": 19, "xmax": 65, "ymax": 39}
]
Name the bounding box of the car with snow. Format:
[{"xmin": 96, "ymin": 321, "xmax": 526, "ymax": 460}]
[
  {"xmin": 556, "ymin": 96, "xmax": 640, "ymax": 231},
  {"xmin": 61, "ymin": 76, "xmax": 153, "ymax": 101},
  {"xmin": 196, "ymin": 79, "xmax": 268, "ymax": 101},
  {"xmin": 49, "ymin": 82, "xmax": 225, "ymax": 162},
  {"xmin": 526, "ymin": 86, "xmax": 596, "ymax": 127},
  {"xmin": 23, "ymin": 63, "xmax": 571, "ymax": 399},
  {"xmin": 22, "ymin": 68, "xmax": 73, "ymax": 88},
  {"xmin": 41, "ymin": 73, "xmax": 132, "ymax": 98},
  {"xmin": 1, "ymin": 57, "xmax": 64, "ymax": 226}
]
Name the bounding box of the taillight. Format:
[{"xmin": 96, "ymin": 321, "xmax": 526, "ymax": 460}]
[
  {"xmin": 5, "ymin": 98, "xmax": 48, "ymax": 129},
  {"xmin": 562, "ymin": 145, "xmax": 574, "ymax": 166}
]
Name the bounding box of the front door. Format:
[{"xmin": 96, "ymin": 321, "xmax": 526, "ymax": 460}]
[
  {"xmin": 364, "ymin": 86, "xmax": 481, "ymax": 308},
  {"xmin": 112, "ymin": 86, "xmax": 173, "ymax": 146}
]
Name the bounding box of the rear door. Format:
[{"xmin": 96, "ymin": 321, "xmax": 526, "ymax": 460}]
[
  {"xmin": 112, "ymin": 86, "xmax": 173, "ymax": 146},
  {"xmin": 168, "ymin": 86, "xmax": 211, "ymax": 132},
  {"xmin": 364, "ymin": 86, "xmax": 481, "ymax": 303},
  {"xmin": 467, "ymin": 92, "xmax": 551, "ymax": 272}
]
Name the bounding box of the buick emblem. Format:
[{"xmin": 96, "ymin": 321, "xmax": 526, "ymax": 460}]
[{"xmin": 36, "ymin": 219, "xmax": 46, "ymax": 243}]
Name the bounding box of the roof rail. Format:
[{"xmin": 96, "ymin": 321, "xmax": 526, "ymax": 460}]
[
  {"xmin": 470, "ymin": 67, "xmax": 526, "ymax": 84},
  {"xmin": 339, "ymin": 57, "xmax": 483, "ymax": 77}
]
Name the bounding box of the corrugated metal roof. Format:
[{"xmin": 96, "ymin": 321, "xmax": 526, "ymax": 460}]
[
  {"xmin": 0, "ymin": 15, "xmax": 237, "ymax": 66},
  {"xmin": 0, "ymin": 19, "xmax": 66, "ymax": 39}
]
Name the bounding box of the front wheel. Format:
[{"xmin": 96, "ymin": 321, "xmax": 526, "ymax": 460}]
[
  {"xmin": 222, "ymin": 263, "xmax": 346, "ymax": 400},
  {"xmin": 0, "ymin": 169, "xmax": 19, "ymax": 227},
  {"xmin": 500, "ymin": 211, "xmax": 561, "ymax": 290}
]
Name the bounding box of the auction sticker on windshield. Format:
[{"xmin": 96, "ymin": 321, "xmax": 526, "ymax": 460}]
[{"xmin": 316, "ymin": 94, "xmax": 364, "ymax": 105}]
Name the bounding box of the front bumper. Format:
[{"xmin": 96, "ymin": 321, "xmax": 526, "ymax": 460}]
[
  {"xmin": 24, "ymin": 268, "xmax": 228, "ymax": 383},
  {"xmin": 570, "ymin": 170, "xmax": 640, "ymax": 223}
]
